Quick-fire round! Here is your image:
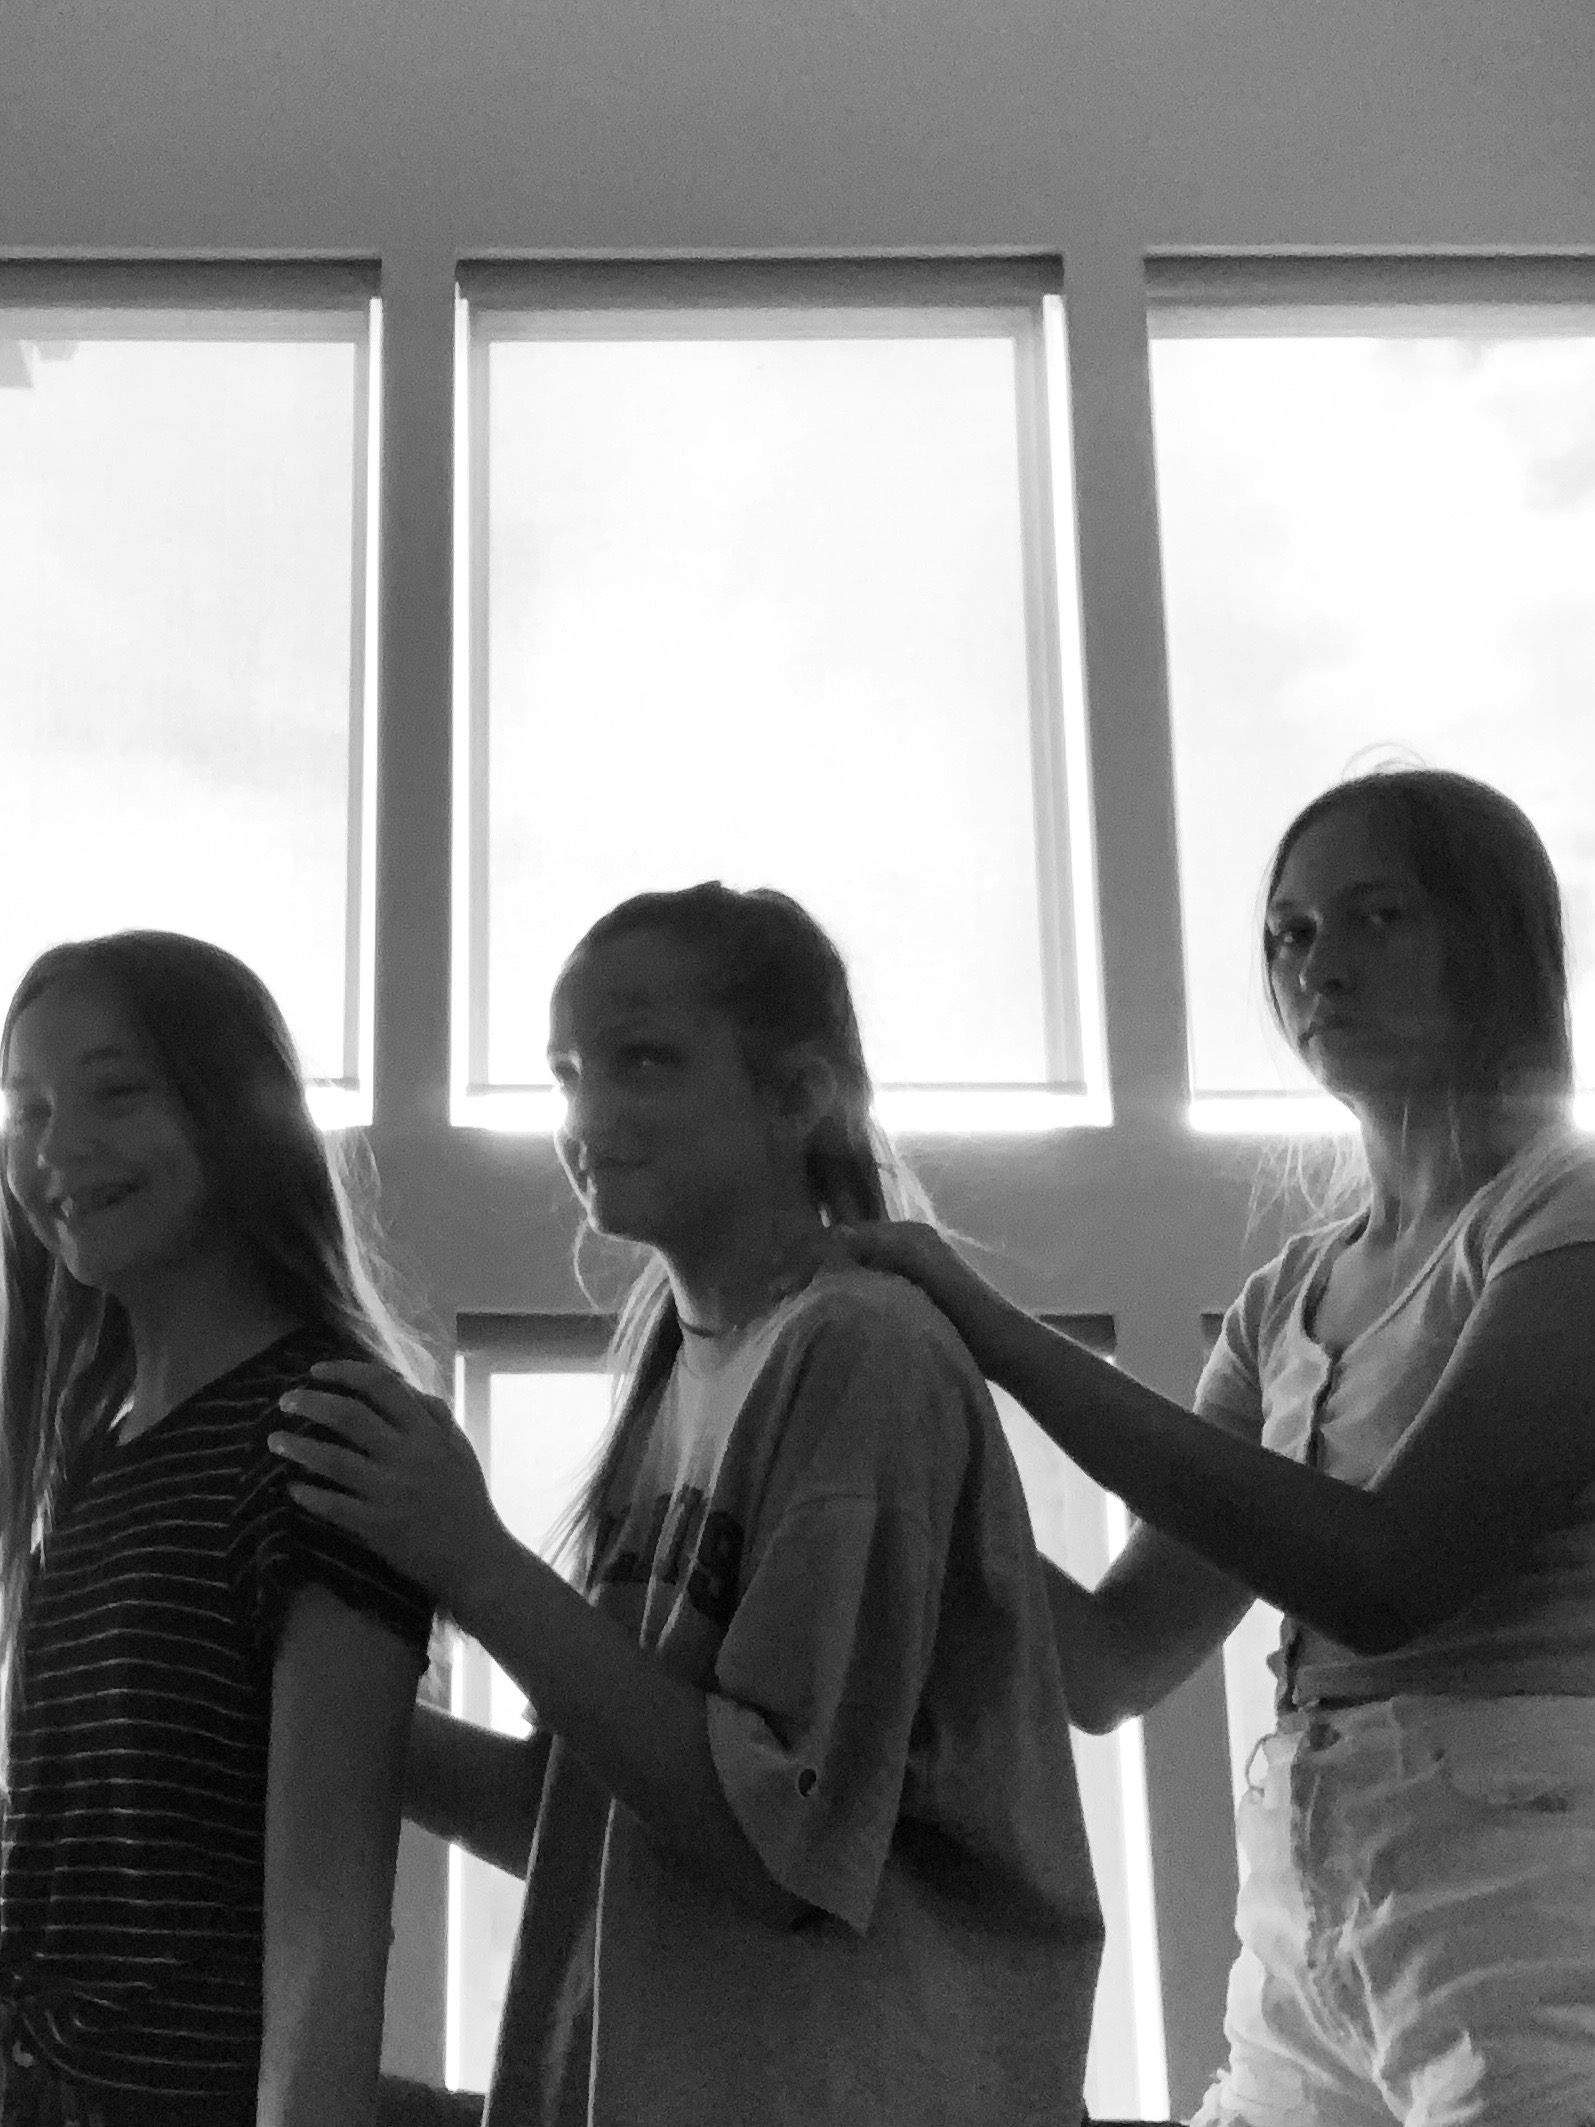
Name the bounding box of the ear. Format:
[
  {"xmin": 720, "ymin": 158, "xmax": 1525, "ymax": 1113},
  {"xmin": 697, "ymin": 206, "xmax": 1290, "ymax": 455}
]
[{"xmin": 766, "ymin": 1047, "xmax": 839, "ymax": 1146}]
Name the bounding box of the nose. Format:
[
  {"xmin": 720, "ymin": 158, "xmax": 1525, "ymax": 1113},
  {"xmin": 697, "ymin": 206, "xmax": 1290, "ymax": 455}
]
[
  {"xmin": 30, "ymin": 1100, "xmax": 101, "ymax": 1171},
  {"xmin": 1295, "ymin": 922, "xmax": 1354, "ymax": 997},
  {"xmin": 557, "ymin": 1075, "xmax": 623, "ymax": 1159},
  {"xmin": 558, "ymin": 1073, "xmax": 651, "ymax": 1174},
  {"xmin": 558, "ymin": 1076, "xmax": 596, "ymax": 1147}
]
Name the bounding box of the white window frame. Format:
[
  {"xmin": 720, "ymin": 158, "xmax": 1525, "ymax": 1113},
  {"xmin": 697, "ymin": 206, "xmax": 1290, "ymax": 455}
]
[
  {"xmin": 1146, "ymin": 253, "xmax": 1595, "ymax": 1139},
  {"xmin": 448, "ymin": 258, "xmax": 1108, "ymax": 1138},
  {"xmin": 0, "ymin": 260, "xmax": 383, "ymax": 1127}
]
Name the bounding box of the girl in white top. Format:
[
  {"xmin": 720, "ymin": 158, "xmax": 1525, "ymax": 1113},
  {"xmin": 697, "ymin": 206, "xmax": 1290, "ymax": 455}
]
[
  {"xmin": 270, "ymin": 884, "xmax": 1103, "ymax": 2127},
  {"xmin": 844, "ymin": 767, "xmax": 1595, "ymax": 2127}
]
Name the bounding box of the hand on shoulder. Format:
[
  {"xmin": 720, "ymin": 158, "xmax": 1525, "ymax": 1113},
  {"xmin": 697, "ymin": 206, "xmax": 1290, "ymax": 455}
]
[
  {"xmin": 827, "ymin": 1220, "xmax": 1010, "ymax": 1368},
  {"xmin": 267, "ymin": 1361, "xmax": 501, "ymax": 1614}
]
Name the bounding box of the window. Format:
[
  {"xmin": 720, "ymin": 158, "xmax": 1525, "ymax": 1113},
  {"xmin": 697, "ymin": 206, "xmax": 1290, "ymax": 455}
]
[
  {"xmin": 1148, "ymin": 260, "xmax": 1595, "ymax": 1133},
  {"xmin": 451, "ymin": 262, "xmax": 1104, "ymax": 1135},
  {"xmin": 995, "ymin": 1324, "xmax": 1168, "ymax": 2122},
  {"xmin": 0, "ymin": 264, "xmax": 381, "ymax": 1123},
  {"xmin": 448, "ymin": 1322, "xmax": 612, "ymax": 2094},
  {"xmin": 449, "ymin": 1315, "xmax": 1166, "ymax": 2120}
]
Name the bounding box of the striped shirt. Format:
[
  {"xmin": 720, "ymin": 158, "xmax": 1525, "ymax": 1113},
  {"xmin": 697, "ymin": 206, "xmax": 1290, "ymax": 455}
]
[{"xmin": 0, "ymin": 1327, "xmax": 432, "ymax": 2109}]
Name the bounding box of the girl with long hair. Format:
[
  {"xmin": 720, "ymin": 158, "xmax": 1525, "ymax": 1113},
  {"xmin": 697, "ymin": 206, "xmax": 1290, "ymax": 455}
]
[
  {"xmin": 0, "ymin": 932, "xmax": 436, "ymax": 2127},
  {"xmin": 274, "ymin": 883, "xmax": 1103, "ymax": 2127},
  {"xmin": 841, "ymin": 768, "xmax": 1595, "ymax": 2125}
]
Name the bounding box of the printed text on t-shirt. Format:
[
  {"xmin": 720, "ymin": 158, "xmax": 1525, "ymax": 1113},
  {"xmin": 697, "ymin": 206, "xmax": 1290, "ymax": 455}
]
[{"xmin": 595, "ymin": 1486, "xmax": 745, "ymax": 1631}]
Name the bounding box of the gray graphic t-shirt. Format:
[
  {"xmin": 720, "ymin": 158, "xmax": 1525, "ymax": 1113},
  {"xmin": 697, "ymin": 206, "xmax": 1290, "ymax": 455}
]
[{"xmin": 485, "ymin": 1266, "xmax": 1102, "ymax": 2127}]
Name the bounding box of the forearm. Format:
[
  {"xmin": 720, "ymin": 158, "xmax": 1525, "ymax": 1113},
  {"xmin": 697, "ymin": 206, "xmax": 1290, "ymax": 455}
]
[
  {"xmin": 449, "ymin": 1525, "xmax": 804, "ymax": 1923},
  {"xmin": 404, "ymin": 1703, "xmax": 542, "ymax": 1876},
  {"xmin": 1041, "ymin": 1559, "xmax": 1142, "ymax": 1733},
  {"xmin": 987, "ymin": 1302, "xmax": 1411, "ymax": 1651},
  {"xmin": 1042, "ymin": 1545, "xmax": 1249, "ymax": 1731}
]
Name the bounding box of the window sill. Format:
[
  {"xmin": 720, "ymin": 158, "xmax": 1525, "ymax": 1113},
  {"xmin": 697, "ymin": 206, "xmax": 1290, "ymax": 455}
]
[{"xmin": 449, "ymin": 1086, "xmax": 1113, "ymax": 1136}]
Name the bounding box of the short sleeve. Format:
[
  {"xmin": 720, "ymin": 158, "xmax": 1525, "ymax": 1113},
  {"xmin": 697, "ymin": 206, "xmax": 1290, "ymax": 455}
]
[
  {"xmin": 1482, "ymin": 1135, "xmax": 1595, "ymax": 1284},
  {"xmin": 1194, "ymin": 1275, "xmax": 1267, "ymax": 1442},
  {"xmin": 231, "ymin": 1391, "xmax": 434, "ymax": 1676},
  {"xmin": 706, "ymin": 1491, "xmax": 937, "ymax": 1934},
  {"xmin": 696, "ymin": 1280, "xmax": 977, "ymax": 1936}
]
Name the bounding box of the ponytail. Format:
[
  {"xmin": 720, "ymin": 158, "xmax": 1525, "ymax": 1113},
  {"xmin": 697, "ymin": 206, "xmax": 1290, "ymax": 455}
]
[{"xmin": 551, "ymin": 884, "xmax": 933, "ymax": 1582}]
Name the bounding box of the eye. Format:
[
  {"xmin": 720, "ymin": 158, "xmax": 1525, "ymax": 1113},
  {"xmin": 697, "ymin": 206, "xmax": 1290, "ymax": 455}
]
[
  {"xmin": 1267, "ymin": 920, "xmax": 1311, "ymax": 956},
  {"xmin": 619, "ymin": 1045, "xmax": 672, "ymax": 1075},
  {"xmin": 95, "ymin": 1080, "xmax": 150, "ymax": 1105}
]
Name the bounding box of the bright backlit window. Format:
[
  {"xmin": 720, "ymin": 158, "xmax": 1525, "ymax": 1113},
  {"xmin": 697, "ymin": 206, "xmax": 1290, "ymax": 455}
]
[
  {"xmin": 449, "ymin": 1315, "xmax": 1164, "ymax": 2120},
  {"xmin": 448, "ymin": 1326, "xmax": 612, "ymax": 2094},
  {"xmin": 0, "ymin": 266, "xmax": 381, "ymax": 1123},
  {"xmin": 995, "ymin": 1329, "xmax": 1167, "ymax": 2123},
  {"xmin": 1149, "ymin": 263, "xmax": 1595, "ymax": 1131},
  {"xmin": 452, "ymin": 262, "xmax": 1103, "ymax": 1135}
]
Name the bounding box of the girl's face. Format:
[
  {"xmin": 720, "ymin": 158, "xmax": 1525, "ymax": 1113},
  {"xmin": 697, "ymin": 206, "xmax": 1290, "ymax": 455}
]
[
  {"xmin": 548, "ymin": 931, "xmax": 798, "ymax": 1256},
  {"xmin": 2, "ymin": 981, "xmax": 215, "ymax": 1297},
  {"xmin": 1266, "ymin": 804, "xmax": 1457, "ymax": 1103}
]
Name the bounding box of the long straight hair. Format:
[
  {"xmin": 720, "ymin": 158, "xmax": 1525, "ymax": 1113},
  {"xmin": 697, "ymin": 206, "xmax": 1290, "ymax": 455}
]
[
  {"xmin": 0, "ymin": 932, "xmax": 438, "ymax": 1775},
  {"xmin": 1258, "ymin": 766, "xmax": 1573, "ymax": 1218},
  {"xmin": 556, "ymin": 885, "xmax": 934, "ymax": 1582}
]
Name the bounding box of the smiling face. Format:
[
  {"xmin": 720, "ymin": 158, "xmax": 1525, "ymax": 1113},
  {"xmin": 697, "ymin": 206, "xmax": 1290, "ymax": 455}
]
[
  {"xmin": 1266, "ymin": 802, "xmax": 1458, "ymax": 1105},
  {"xmin": 547, "ymin": 929, "xmax": 805, "ymax": 1261},
  {"xmin": 2, "ymin": 981, "xmax": 217, "ymax": 1299}
]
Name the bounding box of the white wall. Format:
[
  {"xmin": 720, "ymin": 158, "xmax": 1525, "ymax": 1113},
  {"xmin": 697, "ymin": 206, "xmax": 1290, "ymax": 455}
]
[
  {"xmin": 7, "ymin": 2, "xmax": 1593, "ymax": 2111},
  {"xmin": 4, "ymin": 1, "xmax": 1593, "ymax": 251}
]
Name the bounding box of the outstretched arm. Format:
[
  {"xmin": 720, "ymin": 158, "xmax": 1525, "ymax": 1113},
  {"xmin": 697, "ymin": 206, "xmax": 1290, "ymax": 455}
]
[
  {"xmin": 838, "ymin": 1225, "xmax": 1595, "ymax": 1655},
  {"xmin": 1041, "ymin": 1536, "xmax": 1254, "ymax": 1732},
  {"xmin": 270, "ymin": 1379, "xmax": 804, "ymax": 1928},
  {"xmin": 445, "ymin": 1516, "xmax": 806, "ymax": 1924},
  {"xmin": 402, "ymin": 1704, "xmax": 547, "ymax": 1878}
]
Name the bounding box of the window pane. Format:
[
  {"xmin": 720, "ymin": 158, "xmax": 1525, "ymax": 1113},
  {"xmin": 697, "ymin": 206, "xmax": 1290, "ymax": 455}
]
[
  {"xmin": 449, "ymin": 1369, "xmax": 610, "ymax": 2093},
  {"xmin": 0, "ymin": 308, "xmax": 371, "ymax": 1082},
  {"xmin": 1150, "ymin": 323, "xmax": 1595, "ymax": 1095},
  {"xmin": 467, "ymin": 308, "xmax": 1084, "ymax": 1095},
  {"xmin": 996, "ymin": 1388, "xmax": 1166, "ymax": 2119},
  {"xmin": 478, "ymin": 1372, "xmax": 611, "ymax": 1734}
]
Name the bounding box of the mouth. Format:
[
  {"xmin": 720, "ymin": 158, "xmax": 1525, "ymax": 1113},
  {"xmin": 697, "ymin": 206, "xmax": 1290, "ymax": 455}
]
[
  {"xmin": 582, "ymin": 1159, "xmax": 644, "ymax": 1185},
  {"xmin": 50, "ymin": 1180, "xmax": 144, "ymax": 1227},
  {"xmin": 1304, "ymin": 1017, "xmax": 1363, "ymax": 1040}
]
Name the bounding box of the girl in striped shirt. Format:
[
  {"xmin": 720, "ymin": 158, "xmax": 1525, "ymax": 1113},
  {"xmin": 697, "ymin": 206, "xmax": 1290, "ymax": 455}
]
[{"xmin": 0, "ymin": 932, "xmax": 436, "ymax": 2127}]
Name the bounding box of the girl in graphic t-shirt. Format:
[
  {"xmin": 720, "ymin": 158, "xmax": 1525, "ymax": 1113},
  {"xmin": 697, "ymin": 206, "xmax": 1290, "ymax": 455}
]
[
  {"xmin": 0, "ymin": 933, "xmax": 436, "ymax": 2127},
  {"xmin": 844, "ymin": 767, "xmax": 1595, "ymax": 2127},
  {"xmin": 273, "ymin": 884, "xmax": 1104, "ymax": 2127}
]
